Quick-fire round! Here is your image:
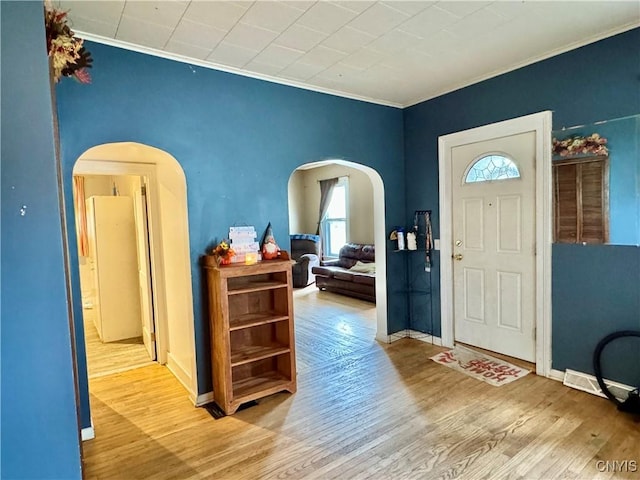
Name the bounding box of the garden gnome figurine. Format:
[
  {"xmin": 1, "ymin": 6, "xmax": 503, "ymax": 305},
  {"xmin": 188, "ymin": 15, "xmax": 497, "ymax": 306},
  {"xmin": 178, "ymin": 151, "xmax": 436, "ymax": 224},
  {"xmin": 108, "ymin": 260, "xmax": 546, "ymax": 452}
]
[{"xmin": 261, "ymin": 222, "xmax": 279, "ymax": 260}]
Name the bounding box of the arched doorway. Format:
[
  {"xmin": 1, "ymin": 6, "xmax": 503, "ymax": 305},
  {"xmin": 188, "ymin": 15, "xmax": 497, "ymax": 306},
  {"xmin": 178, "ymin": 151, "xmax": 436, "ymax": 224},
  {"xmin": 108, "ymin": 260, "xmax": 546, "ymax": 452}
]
[
  {"xmin": 288, "ymin": 159, "xmax": 388, "ymax": 339},
  {"xmin": 72, "ymin": 142, "xmax": 198, "ymax": 401}
]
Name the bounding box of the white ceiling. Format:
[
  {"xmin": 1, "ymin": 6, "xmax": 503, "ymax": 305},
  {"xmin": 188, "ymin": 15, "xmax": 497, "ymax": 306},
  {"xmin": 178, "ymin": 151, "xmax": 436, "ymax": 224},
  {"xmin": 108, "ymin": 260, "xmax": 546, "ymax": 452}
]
[{"xmin": 58, "ymin": 1, "xmax": 640, "ymax": 107}]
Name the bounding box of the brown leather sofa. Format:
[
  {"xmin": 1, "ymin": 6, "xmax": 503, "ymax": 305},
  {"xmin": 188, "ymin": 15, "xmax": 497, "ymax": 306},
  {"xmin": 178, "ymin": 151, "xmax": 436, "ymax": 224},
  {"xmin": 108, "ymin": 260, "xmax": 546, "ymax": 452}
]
[{"xmin": 312, "ymin": 243, "xmax": 375, "ymax": 302}]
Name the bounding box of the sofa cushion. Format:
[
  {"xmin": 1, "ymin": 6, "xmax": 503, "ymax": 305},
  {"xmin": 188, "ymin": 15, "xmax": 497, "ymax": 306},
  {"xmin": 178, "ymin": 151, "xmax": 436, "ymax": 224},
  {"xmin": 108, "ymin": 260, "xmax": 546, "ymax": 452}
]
[
  {"xmin": 349, "ymin": 260, "xmax": 375, "ymax": 274},
  {"xmin": 352, "ymin": 274, "xmax": 375, "ymax": 286},
  {"xmin": 333, "ymin": 270, "xmax": 355, "ymax": 282},
  {"xmin": 312, "ymin": 266, "xmax": 336, "ymax": 277},
  {"xmin": 337, "ymin": 243, "xmax": 375, "ymax": 268}
]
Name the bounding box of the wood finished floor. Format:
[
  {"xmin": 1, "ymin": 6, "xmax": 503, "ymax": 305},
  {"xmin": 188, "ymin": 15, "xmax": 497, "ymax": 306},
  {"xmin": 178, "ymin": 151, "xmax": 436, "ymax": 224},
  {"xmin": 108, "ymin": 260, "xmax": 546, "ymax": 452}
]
[
  {"xmin": 83, "ymin": 289, "xmax": 640, "ymax": 479},
  {"xmin": 83, "ymin": 308, "xmax": 153, "ymax": 378}
]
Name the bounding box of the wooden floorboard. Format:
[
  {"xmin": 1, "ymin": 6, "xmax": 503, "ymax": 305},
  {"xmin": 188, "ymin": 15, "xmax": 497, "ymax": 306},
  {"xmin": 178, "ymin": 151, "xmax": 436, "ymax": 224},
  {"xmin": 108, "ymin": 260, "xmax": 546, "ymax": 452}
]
[
  {"xmin": 82, "ymin": 289, "xmax": 640, "ymax": 479},
  {"xmin": 83, "ymin": 308, "xmax": 153, "ymax": 378}
]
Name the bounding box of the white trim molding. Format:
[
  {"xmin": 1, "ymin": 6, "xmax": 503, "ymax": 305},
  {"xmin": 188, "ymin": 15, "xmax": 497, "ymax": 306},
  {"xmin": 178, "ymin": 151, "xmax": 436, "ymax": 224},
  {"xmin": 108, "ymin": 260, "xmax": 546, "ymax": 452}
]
[
  {"xmin": 75, "ymin": 23, "xmax": 640, "ymax": 109},
  {"xmin": 407, "ymin": 330, "xmax": 443, "ymax": 346},
  {"xmin": 81, "ymin": 422, "xmax": 95, "ymax": 441},
  {"xmin": 75, "ymin": 31, "xmax": 403, "ymax": 109},
  {"xmin": 379, "ymin": 331, "xmax": 407, "ymax": 343},
  {"xmin": 563, "ymin": 368, "xmax": 636, "ymax": 402},
  {"xmin": 548, "ymin": 369, "xmax": 566, "ymax": 382},
  {"xmin": 438, "ymin": 111, "xmax": 553, "ymax": 378},
  {"xmin": 194, "ymin": 391, "xmax": 215, "ymax": 407},
  {"xmin": 378, "ymin": 330, "xmax": 443, "ymax": 346},
  {"xmin": 167, "ymin": 352, "xmax": 195, "ymax": 400}
]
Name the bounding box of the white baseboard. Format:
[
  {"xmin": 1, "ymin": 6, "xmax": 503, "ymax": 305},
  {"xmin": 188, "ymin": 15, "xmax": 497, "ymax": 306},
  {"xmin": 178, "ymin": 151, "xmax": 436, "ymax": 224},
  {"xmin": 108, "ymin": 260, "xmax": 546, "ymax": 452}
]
[
  {"xmin": 378, "ymin": 330, "xmax": 443, "ymax": 345},
  {"xmin": 407, "ymin": 330, "xmax": 443, "ymax": 346},
  {"xmin": 195, "ymin": 391, "xmax": 214, "ymax": 407},
  {"xmin": 81, "ymin": 422, "xmax": 95, "ymax": 441},
  {"xmin": 387, "ymin": 330, "xmax": 408, "ymax": 343},
  {"xmin": 166, "ymin": 353, "xmax": 197, "ymax": 405},
  {"xmin": 562, "ymin": 368, "xmax": 635, "ymax": 402},
  {"xmin": 375, "ymin": 332, "xmax": 392, "ymax": 343},
  {"xmin": 548, "ymin": 368, "xmax": 565, "ymax": 382}
]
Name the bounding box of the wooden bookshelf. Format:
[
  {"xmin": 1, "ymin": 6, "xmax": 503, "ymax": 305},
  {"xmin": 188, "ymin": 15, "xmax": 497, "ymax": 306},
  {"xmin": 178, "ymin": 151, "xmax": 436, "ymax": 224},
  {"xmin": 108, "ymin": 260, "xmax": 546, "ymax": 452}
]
[{"xmin": 203, "ymin": 255, "xmax": 297, "ymax": 415}]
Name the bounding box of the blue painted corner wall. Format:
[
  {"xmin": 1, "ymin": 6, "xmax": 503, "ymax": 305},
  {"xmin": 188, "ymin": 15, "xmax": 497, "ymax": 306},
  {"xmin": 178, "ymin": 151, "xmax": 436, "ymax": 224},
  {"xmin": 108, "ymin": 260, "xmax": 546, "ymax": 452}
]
[
  {"xmin": 55, "ymin": 41, "xmax": 407, "ymax": 427},
  {"xmin": 404, "ymin": 27, "xmax": 640, "ymax": 382},
  {"xmin": 1, "ymin": 2, "xmax": 82, "ymax": 479},
  {"xmin": 4, "ymin": 4, "xmax": 637, "ymax": 476}
]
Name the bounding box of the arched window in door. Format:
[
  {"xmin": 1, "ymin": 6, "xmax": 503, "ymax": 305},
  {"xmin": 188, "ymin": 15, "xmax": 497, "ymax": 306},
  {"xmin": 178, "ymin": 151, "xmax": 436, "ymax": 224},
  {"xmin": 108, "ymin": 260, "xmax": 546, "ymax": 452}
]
[{"xmin": 465, "ymin": 154, "xmax": 521, "ymax": 183}]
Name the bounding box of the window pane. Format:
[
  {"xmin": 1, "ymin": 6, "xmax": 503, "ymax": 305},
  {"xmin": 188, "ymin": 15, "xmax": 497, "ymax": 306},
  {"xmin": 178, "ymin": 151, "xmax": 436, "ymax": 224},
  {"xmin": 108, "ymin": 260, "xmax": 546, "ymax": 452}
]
[
  {"xmin": 465, "ymin": 155, "xmax": 520, "ymax": 183},
  {"xmin": 328, "ymin": 220, "xmax": 346, "ymax": 256},
  {"xmin": 326, "ymin": 185, "xmax": 346, "ymax": 218}
]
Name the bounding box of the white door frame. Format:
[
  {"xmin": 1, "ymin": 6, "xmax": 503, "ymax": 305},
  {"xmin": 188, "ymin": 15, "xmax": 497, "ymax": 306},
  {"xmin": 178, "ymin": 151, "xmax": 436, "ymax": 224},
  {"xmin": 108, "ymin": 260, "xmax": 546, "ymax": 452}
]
[
  {"xmin": 73, "ymin": 143, "xmax": 198, "ymax": 402},
  {"xmin": 438, "ymin": 111, "xmax": 553, "ymax": 377}
]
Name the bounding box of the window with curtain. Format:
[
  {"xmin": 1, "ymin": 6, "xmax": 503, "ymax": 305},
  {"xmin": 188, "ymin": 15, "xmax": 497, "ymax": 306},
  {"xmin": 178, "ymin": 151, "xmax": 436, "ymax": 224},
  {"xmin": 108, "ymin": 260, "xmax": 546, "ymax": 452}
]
[{"xmin": 321, "ymin": 177, "xmax": 348, "ymax": 257}]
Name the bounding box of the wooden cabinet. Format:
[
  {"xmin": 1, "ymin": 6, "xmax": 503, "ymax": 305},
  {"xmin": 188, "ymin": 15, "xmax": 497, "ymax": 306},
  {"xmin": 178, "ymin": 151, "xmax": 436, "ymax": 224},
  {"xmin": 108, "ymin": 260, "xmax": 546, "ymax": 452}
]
[
  {"xmin": 553, "ymin": 156, "xmax": 609, "ymax": 243},
  {"xmin": 203, "ymin": 256, "xmax": 296, "ymax": 415}
]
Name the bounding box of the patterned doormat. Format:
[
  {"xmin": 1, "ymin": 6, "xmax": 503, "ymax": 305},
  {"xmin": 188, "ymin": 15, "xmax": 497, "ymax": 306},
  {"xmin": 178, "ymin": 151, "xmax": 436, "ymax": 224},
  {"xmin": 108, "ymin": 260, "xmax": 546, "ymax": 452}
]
[{"xmin": 430, "ymin": 345, "xmax": 530, "ymax": 386}]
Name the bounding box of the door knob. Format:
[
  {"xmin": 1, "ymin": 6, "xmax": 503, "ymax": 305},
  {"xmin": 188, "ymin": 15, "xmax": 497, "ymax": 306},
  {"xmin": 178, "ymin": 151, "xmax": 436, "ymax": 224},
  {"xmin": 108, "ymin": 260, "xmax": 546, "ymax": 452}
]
[{"xmin": 453, "ymin": 254, "xmax": 463, "ymax": 261}]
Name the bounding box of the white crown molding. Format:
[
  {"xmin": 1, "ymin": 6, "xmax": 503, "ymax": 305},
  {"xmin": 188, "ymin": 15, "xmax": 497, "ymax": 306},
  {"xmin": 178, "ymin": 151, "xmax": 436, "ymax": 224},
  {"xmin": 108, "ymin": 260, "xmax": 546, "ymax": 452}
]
[
  {"xmin": 74, "ymin": 31, "xmax": 403, "ymax": 109},
  {"xmin": 76, "ymin": 22, "xmax": 638, "ymax": 109},
  {"xmin": 404, "ymin": 22, "xmax": 640, "ymax": 108},
  {"xmin": 76, "ymin": 21, "xmax": 640, "ymax": 108}
]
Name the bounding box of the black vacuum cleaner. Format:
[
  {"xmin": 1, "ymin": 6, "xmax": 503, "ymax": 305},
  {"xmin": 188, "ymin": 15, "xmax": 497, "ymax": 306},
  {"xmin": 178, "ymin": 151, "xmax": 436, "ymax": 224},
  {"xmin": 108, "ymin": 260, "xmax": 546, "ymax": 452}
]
[{"xmin": 592, "ymin": 330, "xmax": 640, "ymax": 414}]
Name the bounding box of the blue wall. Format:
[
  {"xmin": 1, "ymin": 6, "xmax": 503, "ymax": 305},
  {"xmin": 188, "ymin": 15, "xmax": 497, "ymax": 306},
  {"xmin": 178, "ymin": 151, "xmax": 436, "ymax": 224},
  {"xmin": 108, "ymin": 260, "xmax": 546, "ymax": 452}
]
[
  {"xmin": 553, "ymin": 244, "xmax": 640, "ymax": 387},
  {"xmin": 56, "ymin": 42, "xmax": 407, "ymax": 427},
  {"xmin": 3, "ymin": 5, "xmax": 637, "ymax": 475},
  {"xmin": 0, "ymin": 2, "xmax": 82, "ymax": 478},
  {"xmin": 404, "ymin": 28, "xmax": 640, "ymax": 382}
]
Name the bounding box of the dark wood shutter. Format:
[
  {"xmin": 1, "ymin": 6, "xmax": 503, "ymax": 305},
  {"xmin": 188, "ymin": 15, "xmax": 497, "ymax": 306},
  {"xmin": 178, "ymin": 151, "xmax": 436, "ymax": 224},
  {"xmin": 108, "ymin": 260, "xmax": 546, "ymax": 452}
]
[{"xmin": 553, "ymin": 156, "xmax": 609, "ymax": 244}]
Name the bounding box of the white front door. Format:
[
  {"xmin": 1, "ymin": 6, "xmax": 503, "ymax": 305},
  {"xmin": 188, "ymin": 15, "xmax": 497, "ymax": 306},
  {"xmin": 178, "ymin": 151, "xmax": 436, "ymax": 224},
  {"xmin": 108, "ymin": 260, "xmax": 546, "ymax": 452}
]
[
  {"xmin": 451, "ymin": 132, "xmax": 536, "ymax": 362},
  {"xmin": 134, "ymin": 182, "xmax": 156, "ymax": 361}
]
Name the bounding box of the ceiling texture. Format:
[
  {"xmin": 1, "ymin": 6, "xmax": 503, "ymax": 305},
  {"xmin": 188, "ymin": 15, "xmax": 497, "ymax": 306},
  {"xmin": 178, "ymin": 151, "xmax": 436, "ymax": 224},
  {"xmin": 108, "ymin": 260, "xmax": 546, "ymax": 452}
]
[{"xmin": 58, "ymin": 1, "xmax": 640, "ymax": 107}]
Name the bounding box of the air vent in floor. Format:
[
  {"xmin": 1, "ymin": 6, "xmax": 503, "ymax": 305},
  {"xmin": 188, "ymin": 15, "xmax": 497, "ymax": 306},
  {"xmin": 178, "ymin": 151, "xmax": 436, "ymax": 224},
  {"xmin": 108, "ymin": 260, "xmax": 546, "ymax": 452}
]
[{"xmin": 563, "ymin": 368, "xmax": 634, "ymax": 402}]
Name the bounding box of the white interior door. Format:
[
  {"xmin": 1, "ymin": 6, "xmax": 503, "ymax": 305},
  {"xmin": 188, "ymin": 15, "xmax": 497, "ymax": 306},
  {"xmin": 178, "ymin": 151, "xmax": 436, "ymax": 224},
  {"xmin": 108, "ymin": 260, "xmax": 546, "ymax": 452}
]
[
  {"xmin": 451, "ymin": 132, "xmax": 536, "ymax": 362},
  {"xmin": 134, "ymin": 182, "xmax": 156, "ymax": 361}
]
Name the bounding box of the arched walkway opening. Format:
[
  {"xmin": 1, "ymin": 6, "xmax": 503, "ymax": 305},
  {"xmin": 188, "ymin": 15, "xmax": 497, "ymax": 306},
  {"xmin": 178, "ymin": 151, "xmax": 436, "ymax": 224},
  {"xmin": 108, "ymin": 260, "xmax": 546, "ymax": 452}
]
[
  {"xmin": 287, "ymin": 159, "xmax": 388, "ymax": 339},
  {"xmin": 72, "ymin": 142, "xmax": 198, "ymax": 403}
]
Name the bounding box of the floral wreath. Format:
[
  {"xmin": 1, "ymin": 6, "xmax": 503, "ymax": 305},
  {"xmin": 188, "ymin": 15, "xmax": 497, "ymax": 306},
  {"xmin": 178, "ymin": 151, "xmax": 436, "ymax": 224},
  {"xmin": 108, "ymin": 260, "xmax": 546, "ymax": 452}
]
[
  {"xmin": 45, "ymin": 2, "xmax": 93, "ymax": 84},
  {"xmin": 552, "ymin": 133, "xmax": 608, "ymax": 157}
]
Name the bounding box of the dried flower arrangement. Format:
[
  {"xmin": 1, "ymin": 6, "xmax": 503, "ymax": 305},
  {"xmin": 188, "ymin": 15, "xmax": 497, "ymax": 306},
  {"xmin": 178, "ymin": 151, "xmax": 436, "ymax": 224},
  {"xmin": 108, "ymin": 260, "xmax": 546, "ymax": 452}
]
[
  {"xmin": 44, "ymin": 2, "xmax": 93, "ymax": 84},
  {"xmin": 552, "ymin": 133, "xmax": 608, "ymax": 157},
  {"xmin": 212, "ymin": 240, "xmax": 236, "ymax": 265}
]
